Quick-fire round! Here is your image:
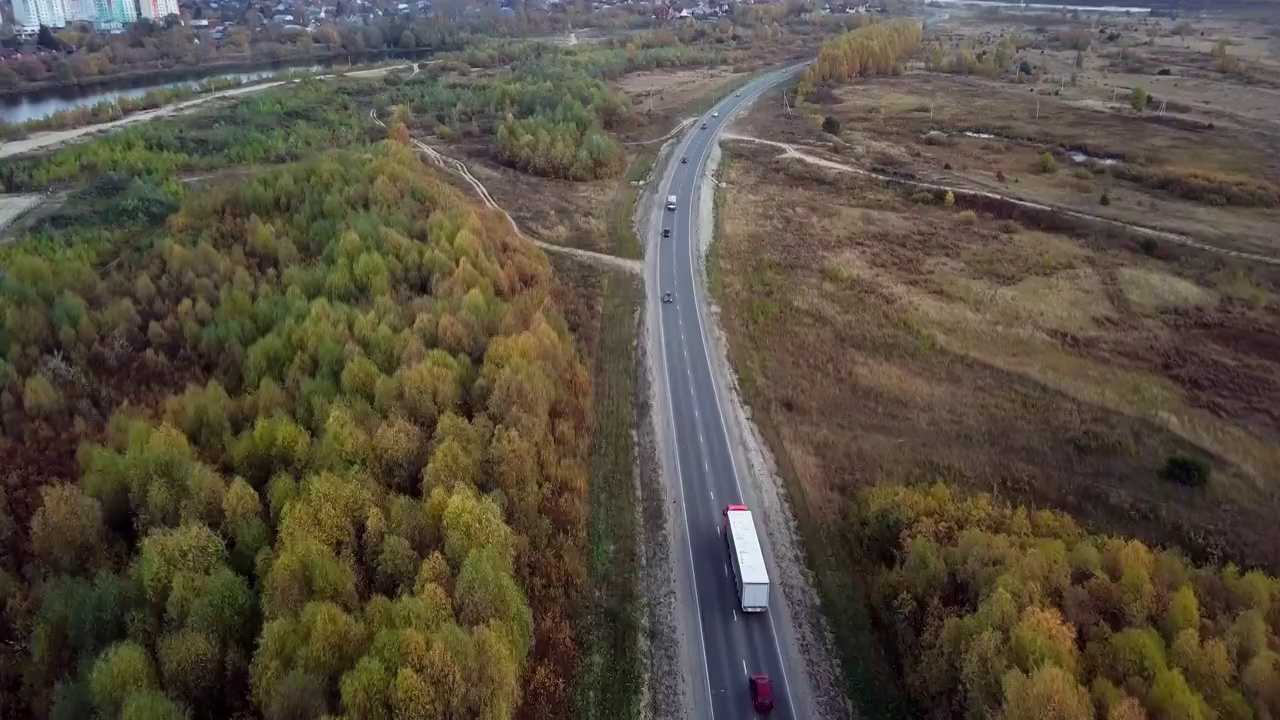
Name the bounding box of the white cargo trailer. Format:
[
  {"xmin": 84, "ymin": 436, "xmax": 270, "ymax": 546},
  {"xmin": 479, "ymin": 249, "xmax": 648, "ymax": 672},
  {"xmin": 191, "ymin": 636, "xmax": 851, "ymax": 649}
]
[{"xmin": 723, "ymin": 504, "xmax": 770, "ymax": 612}]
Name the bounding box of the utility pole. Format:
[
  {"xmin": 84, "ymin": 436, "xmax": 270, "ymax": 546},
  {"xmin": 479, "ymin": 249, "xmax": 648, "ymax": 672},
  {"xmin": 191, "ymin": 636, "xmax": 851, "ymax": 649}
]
[
  {"xmin": 1035, "ymin": 96, "xmax": 1040, "ymax": 119},
  {"xmin": 782, "ymin": 91, "xmax": 792, "ymax": 117},
  {"xmin": 1112, "ymin": 87, "xmax": 1118, "ymax": 104},
  {"xmin": 1157, "ymin": 99, "xmax": 1167, "ymax": 116},
  {"xmin": 930, "ymin": 96, "xmax": 934, "ymax": 121}
]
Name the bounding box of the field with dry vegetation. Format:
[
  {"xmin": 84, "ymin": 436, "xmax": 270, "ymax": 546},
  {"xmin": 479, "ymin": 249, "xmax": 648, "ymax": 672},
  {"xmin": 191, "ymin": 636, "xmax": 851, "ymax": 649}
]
[
  {"xmin": 716, "ymin": 15, "xmax": 1280, "ymax": 712},
  {"xmin": 742, "ymin": 8, "xmax": 1280, "ymax": 259}
]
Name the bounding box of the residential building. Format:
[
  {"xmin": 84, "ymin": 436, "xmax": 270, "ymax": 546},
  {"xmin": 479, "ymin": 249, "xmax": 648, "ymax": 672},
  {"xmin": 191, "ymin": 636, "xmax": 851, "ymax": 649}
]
[
  {"xmin": 63, "ymin": 0, "xmax": 98, "ymax": 22},
  {"xmin": 94, "ymin": 0, "xmax": 137, "ymax": 28},
  {"xmin": 139, "ymin": 0, "xmax": 179, "ymax": 19},
  {"xmin": 12, "ymin": 0, "xmax": 68, "ymax": 31}
]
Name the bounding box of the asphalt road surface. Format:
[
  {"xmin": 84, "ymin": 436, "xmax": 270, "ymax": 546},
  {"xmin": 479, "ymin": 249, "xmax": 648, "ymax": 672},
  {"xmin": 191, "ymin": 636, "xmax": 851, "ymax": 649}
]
[{"xmin": 652, "ymin": 64, "xmax": 809, "ymax": 720}]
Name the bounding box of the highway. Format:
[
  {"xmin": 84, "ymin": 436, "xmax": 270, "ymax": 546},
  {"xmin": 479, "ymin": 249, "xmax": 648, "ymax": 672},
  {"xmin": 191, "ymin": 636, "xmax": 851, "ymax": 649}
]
[{"xmin": 648, "ymin": 64, "xmax": 809, "ymax": 720}]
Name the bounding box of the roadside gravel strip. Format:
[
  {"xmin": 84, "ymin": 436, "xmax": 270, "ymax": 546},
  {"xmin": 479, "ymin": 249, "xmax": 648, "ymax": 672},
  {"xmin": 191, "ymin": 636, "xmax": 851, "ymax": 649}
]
[{"xmin": 694, "ymin": 141, "xmax": 852, "ymax": 720}]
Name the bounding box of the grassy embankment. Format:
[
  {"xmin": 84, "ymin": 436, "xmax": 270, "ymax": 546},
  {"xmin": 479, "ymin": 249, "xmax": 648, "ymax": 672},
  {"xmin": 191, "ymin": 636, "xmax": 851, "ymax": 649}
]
[{"xmin": 559, "ymin": 259, "xmax": 645, "ymax": 719}]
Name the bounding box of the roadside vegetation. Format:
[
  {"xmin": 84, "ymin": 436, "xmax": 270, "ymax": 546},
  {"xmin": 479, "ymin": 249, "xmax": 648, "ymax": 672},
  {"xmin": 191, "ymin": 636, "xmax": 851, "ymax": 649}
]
[
  {"xmin": 550, "ymin": 261, "xmax": 645, "ymax": 720},
  {"xmin": 0, "ymin": 137, "xmax": 594, "ymax": 718},
  {"xmin": 858, "ymin": 483, "xmax": 1280, "ymax": 720},
  {"xmin": 375, "ymin": 34, "xmax": 735, "ymax": 181}
]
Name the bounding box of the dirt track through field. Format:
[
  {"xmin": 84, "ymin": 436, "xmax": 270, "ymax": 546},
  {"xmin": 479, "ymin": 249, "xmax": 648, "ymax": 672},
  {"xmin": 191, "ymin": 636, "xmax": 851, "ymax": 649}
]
[
  {"xmin": 721, "ymin": 132, "xmax": 1280, "ymax": 267},
  {"xmin": 370, "ymin": 109, "xmax": 643, "ymax": 275}
]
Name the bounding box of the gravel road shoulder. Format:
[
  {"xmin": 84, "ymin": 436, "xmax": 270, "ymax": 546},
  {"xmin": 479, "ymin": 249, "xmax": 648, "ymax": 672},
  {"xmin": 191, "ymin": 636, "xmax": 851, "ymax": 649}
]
[{"xmin": 693, "ymin": 139, "xmax": 854, "ymax": 720}]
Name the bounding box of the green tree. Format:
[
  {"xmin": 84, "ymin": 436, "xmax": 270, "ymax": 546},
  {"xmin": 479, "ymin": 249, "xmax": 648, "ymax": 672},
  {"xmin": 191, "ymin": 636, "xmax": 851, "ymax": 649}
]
[
  {"xmin": 1131, "ymin": 86, "xmax": 1150, "ymax": 111},
  {"xmin": 340, "ymin": 656, "xmax": 391, "ymax": 720},
  {"xmin": 23, "ymin": 373, "xmax": 63, "ymax": 418},
  {"xmin": 1163, "ymin": 586, "xmax": 1201, "ymax": 641},
  {"xmin": 120, "ymin": 690, "xmax": 187, "ymax": 720},
  {"xmin": 90, "ymin": 641, "xmax": 158, "ymax": 718},
  {"xmin": 157, "ymin": 628, "xmax": 219, "ymax": 704},
  {"xmin": 30, "ymin": 483, "xmax": 106, "ymax": 573},
  {"xmin": 1002, "ymin": 666, "xmax": 1092, "ymax": 720}
]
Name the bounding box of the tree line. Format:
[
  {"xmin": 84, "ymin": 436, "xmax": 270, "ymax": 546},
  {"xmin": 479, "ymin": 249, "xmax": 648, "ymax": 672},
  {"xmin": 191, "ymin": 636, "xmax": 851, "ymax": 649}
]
[
  {"xmin": 797, "ymin": 19, "xmax": 924, "ymax": 101},
  {"xmin": 0, "ymin": 10, "xmax": 576, "ymax": 92},
  {"xmin": 855, "ymin": 483, "xmax": 1280, "ymax": 720},
  {"xmin": 384, "ymin": 35, "xmax": 729, "ymax": 181},
  {"xmin": 0, "ymin": 140, "xmax": 593, "ymax": 719}
]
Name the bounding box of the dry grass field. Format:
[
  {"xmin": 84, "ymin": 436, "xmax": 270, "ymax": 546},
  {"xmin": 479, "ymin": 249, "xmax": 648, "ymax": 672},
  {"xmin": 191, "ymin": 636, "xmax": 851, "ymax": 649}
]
[
  {"xmin": 714, "ymin": 139, "xmax": 1280, "ymax": 576},
  {"xmin": 714, "ymin": 9, "xmax": 1280, "ymax": 712},
  {"xmin": 737, "ymin": 10, "xmax": 1280, "ymax": 258},
  {"xmin": 711, "ymin": 141, "xmax": 1280, "ymax": 707}
]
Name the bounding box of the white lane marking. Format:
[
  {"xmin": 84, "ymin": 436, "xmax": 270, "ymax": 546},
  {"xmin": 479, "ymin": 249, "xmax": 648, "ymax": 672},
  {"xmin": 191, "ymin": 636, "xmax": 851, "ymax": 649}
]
[
  {"xmin": 734, "ymin": 609, "xmax": 739, "ymax": 622},
  {"xmin": 654, "ymin": 158, "xmax": 716, "ymax": 718},
  {"xmin": 683, "ymin": 66, "xmax": 807, "ymax": 717},
  {"xmin": 650, "ymin": 66, "xmax": 806, "ymax": 720},
  {"xmin": 742, "ymin": 659, "xmax": 748, "ymax": 675},
  {"xmin": 709, "ymin": 489, "xmax": 715, "ymax": 501}
]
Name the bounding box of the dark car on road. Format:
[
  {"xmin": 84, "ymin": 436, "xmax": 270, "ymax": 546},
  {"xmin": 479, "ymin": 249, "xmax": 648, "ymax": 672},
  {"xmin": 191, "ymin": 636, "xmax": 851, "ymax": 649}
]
[
  {"xmin": 662, "ymin": 292, "xmax": 674, "ymax": 304},
  {"xmin": 749, "ymin": 674, "xmax": 775, "ymax": 714},
  {"xmin": 662, "ymin": 228, "xmax": 671, "ymax": 238}
]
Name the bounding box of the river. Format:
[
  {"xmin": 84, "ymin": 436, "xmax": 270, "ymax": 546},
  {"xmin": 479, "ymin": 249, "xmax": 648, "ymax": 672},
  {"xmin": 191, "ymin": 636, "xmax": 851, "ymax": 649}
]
[{"xmin": 0, "ymin": 63, "xmax": 336, "ymax": 124}]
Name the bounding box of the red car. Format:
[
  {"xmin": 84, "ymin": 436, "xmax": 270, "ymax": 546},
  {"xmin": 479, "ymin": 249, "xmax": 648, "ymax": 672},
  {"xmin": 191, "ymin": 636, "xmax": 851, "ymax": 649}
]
[{"xmin": 749, "ymin": 673, "xmax": 775, "ymax": 714}]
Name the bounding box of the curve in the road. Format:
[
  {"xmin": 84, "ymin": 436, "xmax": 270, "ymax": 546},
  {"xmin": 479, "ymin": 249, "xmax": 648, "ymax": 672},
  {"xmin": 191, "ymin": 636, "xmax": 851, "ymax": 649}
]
[{"xmin": 650, "ymin": 63, "xmax": 809, "ymax": 720}]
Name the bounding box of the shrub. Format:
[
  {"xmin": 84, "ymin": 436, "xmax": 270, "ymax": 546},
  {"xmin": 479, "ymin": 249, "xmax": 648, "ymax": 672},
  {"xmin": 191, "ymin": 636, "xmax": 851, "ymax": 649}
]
[
  {"xmin": 1100, "ymin": 190, "xmax": 1112, "ymax": 205},
  {"xmin": 943, "ymin": 190, "xmax": 956, "ymax": 207},
  {"xmin": 1163, "ymin": 455, "xmax": 1210, "ymax": 487},
  {"xmin": 821, "ymin": 115, "xmax": 841, "ymax": 135},
  {"xmin": 1139, "ymin": 237, "xmax": 1159, "ymax": 255},
  {"xmin": 956, "ymin": 210, "xmax": 978, "ymax": 226},
  {"xmin": 998, "ymin": 220, "xmax": 1022, "ymax": 234},
  {"xmin": 1130, "ymin": 85, "xmax": 1150, "ymax": 111},
  {"xmin": 1040, "ymin": 152, "xmax": 1057, "ymax": 174},
  {"xmin": 1157, "ymin": 68, "xmax": 1172, "ymax": 75},
  {"xmin": 911, "ymin": 191, "xmax": 935, "ymax": 204},
  {"xmin": 1073, "ymin": 167, "xmax": 1093, "ymax": 180},
  {"xmin": 923, "ymin": 131, "xmax": 947, "ymax": 146},
  {"xmin": 996, "ymin": 169, "xmax": 1007, "ymax": 182}
]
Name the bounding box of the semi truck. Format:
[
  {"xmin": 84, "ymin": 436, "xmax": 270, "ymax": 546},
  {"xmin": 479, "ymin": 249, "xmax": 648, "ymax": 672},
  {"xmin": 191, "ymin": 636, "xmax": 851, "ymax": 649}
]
[
  {"xmin": 723, "ymin": 504, "xmax": 770, "ymax": 612},
  {"xmin": 666, "ymin": 195, "xmax": 677, "ymax": 210}
]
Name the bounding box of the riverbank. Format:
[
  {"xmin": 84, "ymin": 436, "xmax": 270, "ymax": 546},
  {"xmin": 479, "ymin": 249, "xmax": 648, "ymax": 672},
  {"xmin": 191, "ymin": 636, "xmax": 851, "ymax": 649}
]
[
  {"xmin": 0, "ymin": 64, "xmax": 409, "ymax": 160},
  {"xmin": 0, "ymin": 46, "xmax": 432, "ymax": 101}
]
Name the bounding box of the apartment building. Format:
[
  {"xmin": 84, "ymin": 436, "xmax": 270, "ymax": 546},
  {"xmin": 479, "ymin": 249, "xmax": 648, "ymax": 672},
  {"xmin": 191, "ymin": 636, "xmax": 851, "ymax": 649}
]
[
  {"xmin": 138, "ymin": 0, "xmax": 179, "ymax": 19},
  {"xmin": 12, "ymin": 0, "xmax": 69, "ymax": 32}
]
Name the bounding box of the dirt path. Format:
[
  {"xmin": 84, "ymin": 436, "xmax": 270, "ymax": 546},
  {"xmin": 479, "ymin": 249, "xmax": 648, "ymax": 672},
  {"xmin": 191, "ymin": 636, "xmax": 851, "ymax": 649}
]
[
  {"xmin": 0, "ymin": 193, "xmax": 43, "ymax": 236},
  {"xmin": 624, "ymin": 118, "xmax": 694, "ymax": 146},
  {"xmin": 1, "ymin": 63, "xmax": 413, "ymax": 160},
  {"xmin": 721, "ymin": 132, "xmax": 1280, "ymax": 267},
  {"xmin": 369, "ymin": 109, "xmax": 642, "ymax": 275}
]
